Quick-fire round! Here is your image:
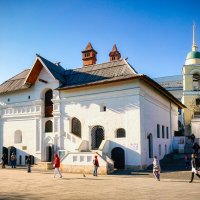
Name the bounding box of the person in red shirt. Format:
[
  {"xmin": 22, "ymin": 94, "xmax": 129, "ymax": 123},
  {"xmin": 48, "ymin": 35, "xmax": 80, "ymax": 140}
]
[
  {"xmin": 53, "ymin": 154, "xmax": 62, "ymax": 178},
  {"xmin": 93, "ymin": 155, "xmax": 99, "ymax": 176}
]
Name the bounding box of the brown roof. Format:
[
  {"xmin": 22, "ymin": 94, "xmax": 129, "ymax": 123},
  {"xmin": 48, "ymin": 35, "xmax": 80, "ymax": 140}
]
[
  {"xmin": 0, "ymin": 55, "xmax": 185, "ymax": 109},
  {"xmin": 63, "ymin": 59, "xmax": 135, "ymax": 87},
  {"xmin": 0, "ymin": 69, "xmax": 31, "ymax": 94}
]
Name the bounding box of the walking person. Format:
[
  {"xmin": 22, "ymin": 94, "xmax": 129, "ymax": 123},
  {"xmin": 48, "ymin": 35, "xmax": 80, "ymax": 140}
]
[
  {"xmin": 189, "ymin": 154, "xmax": 200, "ymax": 183},
  {"xmin": 1, "ymin": 154, "xmax": 7, "ymax": 168},
  {"xmin": 93, "ymin": 155, "xmax": 99, "ymax": 176},
  {"xmin": 53, "ymin": 154, "xmax": 62, "ymax": 178},
  {"xmin": 11, "ymin": 153, "xmax": 17, "ymax": 168},
  {"xmin": 26, "ymin": 155, "xmax": 32, "ymax": 173},
  {"xmin": 153, "ymin": 156, "xmax": 161, "ymax": 181}
]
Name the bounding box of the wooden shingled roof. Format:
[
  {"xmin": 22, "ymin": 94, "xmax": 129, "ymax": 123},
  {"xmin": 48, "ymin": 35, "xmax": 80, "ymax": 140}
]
[
  {"xmin": 0, "ymin": 69, "xmax": 31, "ymax": 94},
  {"xmin": 63, "ymin": 59, "xmax": 137, "ymax": 87},
  {"xmin": 0, "ymin": 55, "xmax": 185, "ymax": 108}
]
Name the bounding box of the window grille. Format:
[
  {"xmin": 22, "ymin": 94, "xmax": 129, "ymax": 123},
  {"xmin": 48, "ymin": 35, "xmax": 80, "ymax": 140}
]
[
  {"xmin": 116, "ymin": 128, "xmax": 126, "ymax": 138},
  {"xmin": 45, "ymin": 120, "xmax": 53, "ymax": 132},
  {"xmin": 71, "ymin": 117, "xmax": 81, "ymax": 137}
]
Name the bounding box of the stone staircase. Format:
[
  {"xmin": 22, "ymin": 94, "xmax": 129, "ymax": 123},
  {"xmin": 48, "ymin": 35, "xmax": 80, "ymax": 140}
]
[{"xmin": 146, "ymin": 153, "xmax": 190, "ymax": 172}]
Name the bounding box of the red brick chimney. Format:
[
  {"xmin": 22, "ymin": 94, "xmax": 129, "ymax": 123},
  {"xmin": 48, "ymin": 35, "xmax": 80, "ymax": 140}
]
[
  {"xmin": 82, "ymin": 42, "xmax": 97, "ymax": 66},
  {"xmin": 109, "ymin": 44, "xmax": 121, "ymax": 61}
]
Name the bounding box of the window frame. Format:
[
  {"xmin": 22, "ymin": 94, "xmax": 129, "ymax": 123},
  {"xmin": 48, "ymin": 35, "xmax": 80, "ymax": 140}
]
[{"xmin": 71, "ymin": 117, "xmax": 82, "ymax": 138}]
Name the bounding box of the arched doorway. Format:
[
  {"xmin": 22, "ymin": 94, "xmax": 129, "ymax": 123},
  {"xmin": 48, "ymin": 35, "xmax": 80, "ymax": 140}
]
[
  {"xmin": 147, "ymin": 133, "xmax": 153, "ymax": 158},
  {"xmin": 46, "ymin": 145, "xmax": 54, "ymax": 162},
  {"xmin": 111, "ymin": 147, "xmax": 125, "ymax": 169},
  {"xmin": 91, "ymin": 126, "xmax": 104, "ymax": 150},
  {"xmin": 2, "ymin": 147, "xmax": 8, "ymax": 164},
  {"xmin": 8, "ymin": 146, "xmax": 17, "ymax": 165}
]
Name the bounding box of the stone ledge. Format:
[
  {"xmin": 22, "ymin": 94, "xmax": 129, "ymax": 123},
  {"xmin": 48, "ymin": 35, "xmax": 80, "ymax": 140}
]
[{"xmin": 60, "ymin": 164, "xmax": 108, "ymax": 175}]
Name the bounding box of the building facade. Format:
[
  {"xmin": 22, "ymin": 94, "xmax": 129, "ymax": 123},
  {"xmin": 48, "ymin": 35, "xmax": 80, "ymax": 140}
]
[{"xmin": 0, "ymin": 44, "xmax": 184, "ymax": 171}]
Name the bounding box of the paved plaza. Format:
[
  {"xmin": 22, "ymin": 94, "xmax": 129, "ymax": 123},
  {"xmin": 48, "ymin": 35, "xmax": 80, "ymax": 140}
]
[{"xmin": 0, "ymin": 168, "xmax": 199, "ymax": 200}]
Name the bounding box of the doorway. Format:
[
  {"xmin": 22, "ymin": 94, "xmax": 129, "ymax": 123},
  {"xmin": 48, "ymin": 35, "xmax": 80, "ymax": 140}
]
[
  {"xmin": 91, "ymin": 126, "xmax": 104, "ymax": 150},
  {"xmin": 111, "ymin": 147, "xmax": 125, "ymax": 169}
]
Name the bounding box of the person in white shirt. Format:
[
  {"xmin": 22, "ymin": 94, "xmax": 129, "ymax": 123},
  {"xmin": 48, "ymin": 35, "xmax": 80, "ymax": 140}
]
[{"xmin": 153, "ymin": 156, "xmax": 161, "ymax": 181}]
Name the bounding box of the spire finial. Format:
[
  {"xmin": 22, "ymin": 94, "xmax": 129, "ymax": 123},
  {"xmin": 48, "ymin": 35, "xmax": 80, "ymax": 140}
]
[{"xmin": 192, "ymin": 21, "xmax": 198, "ymax": 51}]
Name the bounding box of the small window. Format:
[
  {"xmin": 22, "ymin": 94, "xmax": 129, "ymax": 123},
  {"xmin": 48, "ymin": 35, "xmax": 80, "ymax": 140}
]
[
  {"xmin": 162, "ymin": 125, "xmax": 165, "ymax": 138},
  {"xmin": 116, "ymin": 128, "xmax": 126, "ymax": 138},
  {"xmin": 157, "ymin": 124, "xmax": 160, "ymax": 138},
  {"xmin": 85, "ymin": 52, "xmax": 90, "ymax": 57},
  {"xmin": 28, "ymin": 96, "xmax": 31, "ymax": 99},
  {"xmin": 166, "ymin": 127, "xmax": 169, "ymax": 139},
  {"xmin": 71, "ymin": 117, "xmax": 81, "ymax": 137},
  {"xmin": 7, "ymin": 98, "xmax": 10, "ymax": 102},
  {"xmin": 45, "ymin": 120, "xmax": 53, "ymax": 132},
  {"xmin": 178, "ymin": 108, "xmax": 182, "ymax": 115}
]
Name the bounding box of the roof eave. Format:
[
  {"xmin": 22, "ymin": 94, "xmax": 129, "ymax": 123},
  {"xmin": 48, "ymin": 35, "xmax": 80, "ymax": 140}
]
[{"xmin": 57, "ymin": 75, "xmax": 185, "ymax": 109}]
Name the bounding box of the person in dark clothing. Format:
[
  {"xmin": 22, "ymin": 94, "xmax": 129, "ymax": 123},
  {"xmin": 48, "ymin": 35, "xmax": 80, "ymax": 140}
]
[
  {"xmin": 190, "ymin": 134, "xmax": 195, "ymax": 143},
  {"xmin": 93, "ymin": 155, "xmax": 99, "ymax": 176},
  {"xmin": 11, "ymin": 153, "xmax": 17, "ymax": 168},
  {"xmin": 1, "ymin": 154, "xmax": 7, "ymax": 168},
  {"xmin": 192, "ymin": 142, "xmax": 200, "ymax": 154},
  {"xmin": 189, "ymin": 154, "xmax": 200, "ymax": 183},
  {"xmin": 26, "ymin": 155, "xmax": 32, "ymax": 173}
]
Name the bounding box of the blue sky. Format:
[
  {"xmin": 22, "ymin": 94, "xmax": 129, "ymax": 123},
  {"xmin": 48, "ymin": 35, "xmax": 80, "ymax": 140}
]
[{"xmin": 0, "ymin": 0, "xmax": 200, "ymax": 83}]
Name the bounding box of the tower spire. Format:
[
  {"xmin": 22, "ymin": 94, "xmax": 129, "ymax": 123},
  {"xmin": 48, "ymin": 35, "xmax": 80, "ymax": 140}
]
[{"xmin": 192, "ymin": 22, "xmax": 198, "ymax": 51}]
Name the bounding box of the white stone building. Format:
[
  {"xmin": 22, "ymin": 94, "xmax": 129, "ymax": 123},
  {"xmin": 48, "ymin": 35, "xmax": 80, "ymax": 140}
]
[{"xmin": 0, "ymin": 43, "xmax": 184, "ymax": 172}]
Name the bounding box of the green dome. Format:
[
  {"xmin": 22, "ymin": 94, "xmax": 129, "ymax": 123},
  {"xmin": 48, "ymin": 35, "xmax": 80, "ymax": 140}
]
[{"xmin": 186, "ymin": 51, "xmax": 200, "ymax": 59}]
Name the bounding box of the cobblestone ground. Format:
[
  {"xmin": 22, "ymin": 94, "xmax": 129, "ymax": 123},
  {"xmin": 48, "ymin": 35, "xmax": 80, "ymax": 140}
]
[{"xmin": 0, "ymin": 168, "xmax": 199, "ymax": 200}]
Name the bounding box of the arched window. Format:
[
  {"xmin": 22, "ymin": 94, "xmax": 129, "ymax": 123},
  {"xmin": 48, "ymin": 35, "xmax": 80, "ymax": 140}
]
[
  {"xmin": 45, "ymin": 120, "xmax": 53, "ymax": 132},
  {"xmin": 159, "ymin": 144, "xmax": 162, "ymax": 156},
  {"xmin": 71, "ymin": 117, "xmax": 81, "ymax": 137},
  {"xmin": 45, "ymin": 89, "xmax": 53, "ymax": 117},
  {"xmin": 147, "ymin": 133, "xmax": 153, "ymax": 158},
  {"xmin": 14, "ymin": 130, "xmax": 22, "ymax": 143},
  {"xmin": 116, "ymin": 128, "xmax": 126, "ymax": 138},
  {"xmin": 165, "ymin": 144, "xmax": 167, "ymax": 155},
  {"xmin": 193, "ymin": 74, "xmax": 200, "ymax": 91}
]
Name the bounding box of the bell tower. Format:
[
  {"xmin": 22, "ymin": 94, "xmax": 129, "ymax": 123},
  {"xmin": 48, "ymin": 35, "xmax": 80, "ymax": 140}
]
[
  {"xmin": 82, "ymin": 42, "xmax": 97, "ymax": 66},
  {"xmin": 182, "ymin": 22, "xmax": 200, "ymax": 136}
]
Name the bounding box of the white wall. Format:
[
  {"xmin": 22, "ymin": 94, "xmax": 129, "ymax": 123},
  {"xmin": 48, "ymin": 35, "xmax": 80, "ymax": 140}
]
[
  {"xmin": 140, "ymin": 82, "xmax": 178, "ymax": 166},
  {"xmin": 60, "ymin": 81, "xmax": 142, "ymax": 166},
  {"xmin": 0, "ymin": 67, "xmax": 60, "ymax": 161}
]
